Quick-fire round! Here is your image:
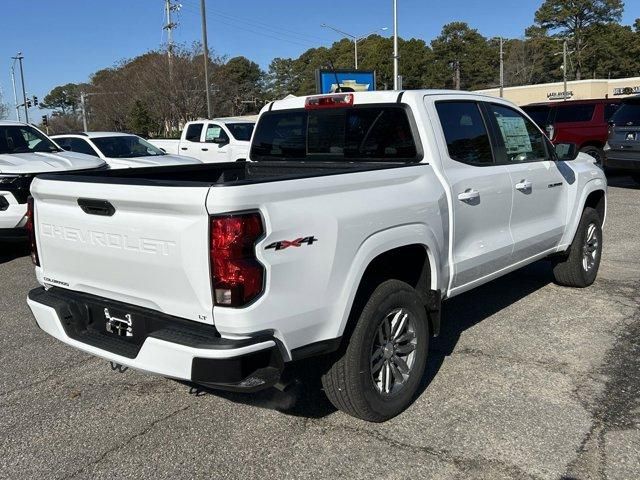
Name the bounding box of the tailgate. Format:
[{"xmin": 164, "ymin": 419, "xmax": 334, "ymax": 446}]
[{"xmin": 31, "ymin": 177, "xmax": 214, "ymax": 324}]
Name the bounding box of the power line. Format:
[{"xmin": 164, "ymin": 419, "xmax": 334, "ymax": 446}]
[{"xmin": 178, "ymin": 1, "xmax": 326, "ymax": 48}]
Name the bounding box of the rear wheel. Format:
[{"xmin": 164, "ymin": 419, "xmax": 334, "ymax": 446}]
[
  {"xmin": 580, "ymin": 146, "xmax": 604, "ymax": 166},
  {"xmin": 552, "ymin": 207, "xmax": 602, "ymax": 287},
  {"xmin": 321, "ymin": 280, "xmax": 429, "ymax": 422}
]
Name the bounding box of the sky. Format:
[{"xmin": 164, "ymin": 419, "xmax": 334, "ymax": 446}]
[{"xmin": 1, "ymin": 0, "xmax": 638, "ymax": 121}]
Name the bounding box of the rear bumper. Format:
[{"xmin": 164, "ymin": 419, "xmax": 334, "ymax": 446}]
[{"xmin": 27, "ymin": 287, "xmax": 284, "ymax": 392}]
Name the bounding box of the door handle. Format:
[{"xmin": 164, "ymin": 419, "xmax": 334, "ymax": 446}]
[
  {"xmin": 201, "ymin": 148, "xmax": 208, "ymax": 151},
  {"xmin": 180, "ymin": 147, "xmax": 188, "ymax": 151},
  {"xmin": 457, "ymin": 189, "xmax": 480, "ymax": 201},
  {"xmin": 515, "ymin": 180, "xmax": 532, "ymax": 191}
]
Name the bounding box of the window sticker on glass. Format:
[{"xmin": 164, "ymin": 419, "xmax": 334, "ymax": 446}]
[
  {"xmin": 205, "ymin": 126, "xmax": 222, "ymax": 141},
  {"xmin": 495, "ymin": 116, "xmax": 532, "ymax": 155}
]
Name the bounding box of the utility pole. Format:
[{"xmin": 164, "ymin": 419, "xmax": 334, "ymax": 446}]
[
  {"xmin": 10, "ymin": 59, "xmax": 20, "ymax": 121},
  {"xmin": 200, "ymin": 0, "xmax": 212, "ymax": 119},
  {"xmin": 392, "ymin": 0, "xmax": 399, "ymax": 90},
  {"xmin": 562, "ymin": 39, "xmax": 568, "ymax": 101},
  {"xmin": 499, "ymin": 37, "xmax": 504, "ymax": 98},
  {"xmin": 12, "ymin": 53, "xmax": 28, "ymax": 123},
  {"xmin": 80, "ymin": 92, "xmax": 88, "ymax": 131}
]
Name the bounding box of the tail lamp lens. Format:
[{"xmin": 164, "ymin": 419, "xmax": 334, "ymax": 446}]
[
  {"xmin": 26, "ymin": 196, "xmax": 39, "ymax": 266},
  {"xmin": 210, "ymin": 212, "xmax": 264, "ymax": 307}
]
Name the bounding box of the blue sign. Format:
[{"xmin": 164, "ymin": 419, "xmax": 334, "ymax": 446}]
[{"xmin": 316, "ymin": 70, "xmax": 376, "ymax": 94}]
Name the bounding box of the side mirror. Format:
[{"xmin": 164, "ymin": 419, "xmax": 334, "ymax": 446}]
[
  {"xmin": 555, "ymin": 142, "xmax": 578, "ymax": 161},
  {"xmin": 212, "ymin": 137, "xmax": 228, "ymax": 145}
]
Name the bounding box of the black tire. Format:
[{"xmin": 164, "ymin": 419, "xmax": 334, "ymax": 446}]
[
  {"xmin": 552, "ymin": 207, "xmax": 602, "ymax": 287},
  {"xmin": 580, "ymin": 146, "xmax": 604, "ymax": 166},
  {"xmin": 631, "ymin": 173, "xmax": 640, "ymax": 185},
  {"xmin": 321, "ymin": 279, "xmax": 429, "ymax": 422}
]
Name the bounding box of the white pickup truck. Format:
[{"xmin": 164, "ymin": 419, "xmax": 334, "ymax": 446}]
[
  {"xmin": 27, "ymin": 91, "xmax": 606, "ymax": 422},
  {"xmin": 149, "ymin": 118, "xmax": 255, "ymax": 163},
  {"xmin": 0, "ymin": 121, "xmax": 105, "ymax": 241}
]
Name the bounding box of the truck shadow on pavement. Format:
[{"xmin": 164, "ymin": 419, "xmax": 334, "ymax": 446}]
[
  {"xmin": 0, "ymin": 241, "xmax": 29, "ymax": 265},
  {"xmin": 189, "ymin": 260, "xmax": 554, "ymax": 420}
]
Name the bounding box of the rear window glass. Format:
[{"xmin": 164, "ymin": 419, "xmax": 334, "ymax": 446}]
[
  {"xmin": 435, "ymin": 101, "xmax": 493, "ymax": 165},
  {"xmin": 227, "ymin": 123, "xmax": 255, "ymax": 141},
  {"xmin": 250, "ymin": 107, "xmax": 418, "ymax": 162},
  {"xmin": 604, "ymin": 103, "xmax": 620, "ymax": 122},
  {"xmin": 610, "ymin": 102, "xmax": 640, "ymax": 126},
  {"xmin": 555, "ymin": 104, "xmax": 595, "ymax": 123},
  {"xmin": 522, "ymin": 106, "xmax": 551, "ymax": 127}
]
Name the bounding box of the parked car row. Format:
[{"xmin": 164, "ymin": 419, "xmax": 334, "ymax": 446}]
[
  {"xmin": 0, "ymin": 117, "xmax": 256, "ymax": 240},
  {"xmin": 522, "ymin": 95, "xmax": 640, "ymax": 183}
]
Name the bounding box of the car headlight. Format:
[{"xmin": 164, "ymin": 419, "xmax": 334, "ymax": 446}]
[{"xmin": 0, "ymin": 175, "xmax": 20, "ymax": 185}]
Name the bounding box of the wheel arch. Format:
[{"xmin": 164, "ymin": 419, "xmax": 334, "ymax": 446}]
[
  {"xmin": 560, "ymin": 180, "xmax": 607, "ymax": 250},
  {"xmin": 336, "ymin": 225, "xmax": 444, "ymax": 343}
]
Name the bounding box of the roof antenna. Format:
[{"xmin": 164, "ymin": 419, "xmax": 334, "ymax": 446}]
[{"xmin": 327, "ymin": 60, "xmax": 354, "ymax": 93}]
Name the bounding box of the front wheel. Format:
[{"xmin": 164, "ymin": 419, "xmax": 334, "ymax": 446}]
[
  {"xmin": 552, "ymin": 207, "xmax": 602, "ymax": 287},
  {"xmin": 321, "ymin": 280, "xmax": 429, "ymax": 422}
]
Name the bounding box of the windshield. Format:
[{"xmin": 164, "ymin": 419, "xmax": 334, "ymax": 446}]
[
  {"xmin": 611, "ymin": 101, "xmax": 640, "ymax": 126},
  {"xmin": 522, "ymin": 106, "xmax": 551, "ymax": 127},
  {"xmin": 226, "ymin": 123, "xmax": 255, "ymax": 141},
  {"xmin": 0, "ymin": 125, "xmax": 61, "ymax": 154},
  {"xmin": 251, "ymin": 106, "xmax": 418, "ymax": 162},
  {"xmin": 91, "ymin": 135, "xmax": 166, "ymax": 158}
]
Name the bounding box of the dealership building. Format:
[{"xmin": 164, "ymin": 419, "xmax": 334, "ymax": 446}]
[{"xmin": 475, "ymin": 76, "xmax": 640, "ymax": 105}]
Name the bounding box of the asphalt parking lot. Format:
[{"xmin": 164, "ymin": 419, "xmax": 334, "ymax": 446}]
[{"xmin": 1, "ymin": 176, "xmax": 638, "ymax": 480}]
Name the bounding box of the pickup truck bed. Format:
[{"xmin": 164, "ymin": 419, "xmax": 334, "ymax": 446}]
[{"xmin": 38, "ymin": 161, "xmax": 410, "ymax": 186}]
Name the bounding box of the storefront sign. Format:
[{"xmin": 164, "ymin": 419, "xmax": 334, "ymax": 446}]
[
  {"xmin": 547, "ymin": 90, "xmax": 573, "ymax": 100},
  {"xmin": 613, "ymin": 86, "xmax": 640, "ymax": 96}
]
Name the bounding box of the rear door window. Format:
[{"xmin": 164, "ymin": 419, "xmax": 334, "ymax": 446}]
[
  {"xmin": 434, "ymin": 101, "xmax": 494, "ymax": 165},
  {"xmin": 251, "ymin": 106, "xmax": 419, "ymax": 162},
  {"xmin": 185, "ymin": 123, "xmax": 204, "ymax": 142},
  {"xmin": 555, "ymin": 104, "xmax": 595, "ymax": 123}
]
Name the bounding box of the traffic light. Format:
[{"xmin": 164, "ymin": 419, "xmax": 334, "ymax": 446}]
[
  {"xmin": 42, "ymin": 115, "xmax": 48, "ymax": 127},
  {"xmin": 26, "ymin": 99, "xmax": 32, "ymax": 108},
  {"xmin": 32, "ymin": 96, "xmax": 38, "ymax": 106}
]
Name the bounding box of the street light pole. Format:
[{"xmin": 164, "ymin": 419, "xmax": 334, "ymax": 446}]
[
  {"xmin": 321, "ymin": 24, "xmax": 388, "ymax": 70},
  {"xmin": 563, "ymin": 39, "xmax": 568, "ymax": 101},
  {"xmin": 12, "ymin": 53, "xmax": 28, "ymax": 123},
  {"xmin": 200, "ymin": 0, "xmax": 212, "ymax": 118},
  {"xmin": 393, "ymin": 0, "xmax": 399, "ymax": 90},
  {"xmin": 80, "ymin": 92, "xmax": 88, "ymax": 131},
  {"xmin": 499, "ymin": 37, "xmax": 504, "ymax": 98},
  {"xmin": 10, "ymin": 60, "xmax": 20, "ymax": 121}
]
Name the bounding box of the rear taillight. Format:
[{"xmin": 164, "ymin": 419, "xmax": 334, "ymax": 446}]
[
  {"xmin": 210, "ymin": 212, "xmax": 264, "ymax": 307},
  {"xmin": 26, "ymin": 196, "xmax": 39, "ymax": 266},
  {"xmin": 305, "ymin": 93, "xmax": 354, "ymax": 110}
]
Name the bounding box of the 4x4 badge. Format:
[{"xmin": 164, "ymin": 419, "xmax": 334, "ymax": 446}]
[
  {"xmin": 265, "ymin": 236, "xmax": 318, "ymax": 251},
  {"xmin": 104, "ymin": 308, "xmax": 133, "ymax": 337}
]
